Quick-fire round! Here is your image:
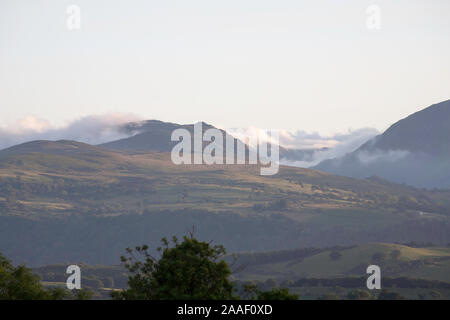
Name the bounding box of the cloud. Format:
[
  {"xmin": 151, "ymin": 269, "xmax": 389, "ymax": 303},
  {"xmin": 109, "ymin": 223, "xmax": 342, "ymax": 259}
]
[
  {"xmin": 225, "ymin": 126, "xmax": 279, "ymax": 148},
  {"xmin": 356, "ymin": 149, "xmax": 410, "ymax": 165},
  {"xmin": 226, "ymin": 127, "xmax": 379, "ymax": 168},
  {"xmin": 0, "ymin": 113, "xmax": 142, "ymax": 150}
]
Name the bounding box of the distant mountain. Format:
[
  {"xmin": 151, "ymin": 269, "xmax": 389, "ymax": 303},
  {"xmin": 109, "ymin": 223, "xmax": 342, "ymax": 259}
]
[
  {"xmin": 101, "ymin": 120, "xmax": 200, "ymax": 152},
  {"xmin": 314, "ymin": 99, "xmax": 450, "ymax": 188},
  {"xmin": 359, "ymin": 99, "xmax": 450, "ymax": 155},
  {"xmin": 99, "ymin": 120, "xmax": 241, "ymax": 153},
  {"xmin": 101, "ymin": 119, "xmax": 324, "ymax": 162}
]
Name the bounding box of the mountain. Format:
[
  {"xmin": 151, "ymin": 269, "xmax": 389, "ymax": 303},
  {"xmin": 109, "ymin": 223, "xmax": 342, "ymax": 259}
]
[
  {"xmin": 100, "ymin": 120, "xmax": 244, "ymax": 153},
  {"xmin": 359, "ymin": 99, "xmax": 450, "ymax": 155},
  {"xmin": 101, "ymin": 120, "xmax": 198, "ymax": 152},
  {"xmin": 314, "ymin": 99, "xmax": 450, "ymax": 188},
  {"xmin": 101, "ymin": 119, "xmax": 325, "ymax": 163}
]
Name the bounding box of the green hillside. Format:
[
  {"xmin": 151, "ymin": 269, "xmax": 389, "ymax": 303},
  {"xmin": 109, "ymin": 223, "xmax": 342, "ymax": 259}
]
[{"xmin": 233, "ymin": 243, "xmax": 450, "ymax": 282}]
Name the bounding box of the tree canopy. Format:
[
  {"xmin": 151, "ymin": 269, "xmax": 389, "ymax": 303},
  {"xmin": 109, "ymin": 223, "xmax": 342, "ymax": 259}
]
[
  {"xmin": 113, "ymin": 235, "xmax": 235, "ymax": 300},
  {"xmin": 113, "ymin": 235, "xmax": 299, "ymax": 300}
]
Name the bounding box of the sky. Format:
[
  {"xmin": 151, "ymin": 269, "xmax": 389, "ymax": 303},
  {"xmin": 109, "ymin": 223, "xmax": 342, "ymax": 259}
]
[{"xmin": 1, "ymin": 0, "xmax": 449, "ymax": 137}]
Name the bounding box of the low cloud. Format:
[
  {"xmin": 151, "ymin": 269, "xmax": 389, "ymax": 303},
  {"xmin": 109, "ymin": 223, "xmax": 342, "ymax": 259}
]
[
  {"xmin": 226, "ymin": 127, "xmax": 379, "ymax": 168},
  {"xmin": 0, "ymin": 113, "xmax": 142, "ymax": 150},
  {"xmin": 356, "ymin": 149, "xmax": 410, "ymax": 165}
]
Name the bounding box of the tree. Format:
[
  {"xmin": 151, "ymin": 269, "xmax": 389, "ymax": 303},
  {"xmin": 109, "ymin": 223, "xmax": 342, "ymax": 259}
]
[
  {"xmin": 390, "ymin": 249, "xmax": 401, "ymax": 261},
  {"xmin": 428, "ymin": 290, "xmax": 442, "ymax": 300},
  {"xmin": 256, "ymin": 288, "xmax": 298, "ymax": 300},
  {"xmin": 329, "ymin": 251, "xmax": 342, "ymax": 261},
  {"xmin": 242, "ymin": 284, "xmax": 298, "ymax": 300},
  {"xmin": 371, "ymin": 252, "xmax": 387, "ymax": 264},
  {"xmin": 113, "ymin": 235, "xmax": 236, "ymax": 300},
  {"xmin": 319, "ymin": 293, "xmax": 340, "ymax": 300},
  {"xmin": 74, "ymin": 289, "xmax": 94, "ymax": 300},
  {"xmin": 114, "ymin": 235, "xmax": 299, "ymax": 300},
  {"xmin": 347, "ymin": 289, "xmax": 371, "ymax": 300},
  {"xmin": 377, "ymin": 289, "xmax": 405, "ymax": 300},
  {"xmin": 0, "ymin": 252, "xmax": 67, "ymax": 300}
]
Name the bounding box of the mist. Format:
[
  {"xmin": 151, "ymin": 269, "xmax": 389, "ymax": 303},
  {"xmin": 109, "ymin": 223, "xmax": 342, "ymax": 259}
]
[{"xmin": 225, "ymin": 127, "xmax": 379, "ymax": 168}]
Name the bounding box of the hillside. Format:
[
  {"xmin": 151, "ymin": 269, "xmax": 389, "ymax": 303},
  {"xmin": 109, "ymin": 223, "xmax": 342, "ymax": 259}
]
[
  {"xmin": 0, "ymin": 140, "xmax": 450, "ymax": 266},
  {"xmin": 0, "ymin": 140, "xmax": 115, "ymax": 158},
  {"xmin": 314, "ymin": 99, "xmax": 450, "ymax": 188}
]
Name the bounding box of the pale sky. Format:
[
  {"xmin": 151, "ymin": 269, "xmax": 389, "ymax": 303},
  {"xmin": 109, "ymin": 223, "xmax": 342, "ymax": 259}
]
[{"xmin": 1, "ymin": 0, "xmax": 449, "ymax": 134}]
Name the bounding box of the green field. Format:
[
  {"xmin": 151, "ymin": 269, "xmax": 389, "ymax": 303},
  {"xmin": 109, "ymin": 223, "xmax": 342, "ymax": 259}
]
[{"xmin": 232, "ymin": 243, "xmax": 450, "ymax": 281}]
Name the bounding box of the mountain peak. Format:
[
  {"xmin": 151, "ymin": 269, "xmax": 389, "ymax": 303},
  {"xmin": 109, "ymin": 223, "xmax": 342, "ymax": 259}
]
[
  {"xmin": 100, "ymin": 120, "xmax": 231, "ymax": 152},
  {"xmin": 314, "ymin": 99, "xmax": 450, "ymax": 188},
  {"xmin": 359, "ymin": 99, "xmax": 450, "ymax": 155}
]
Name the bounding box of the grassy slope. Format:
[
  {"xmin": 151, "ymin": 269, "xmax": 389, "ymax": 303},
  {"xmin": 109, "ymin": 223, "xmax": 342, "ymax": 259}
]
[
  {"xmin": 2, "ymin": 147, "xmax": 450, "ymax": 218},
  {"xmin": 234, "ymin": 243, "xmax": 450, "ymax": 282}
]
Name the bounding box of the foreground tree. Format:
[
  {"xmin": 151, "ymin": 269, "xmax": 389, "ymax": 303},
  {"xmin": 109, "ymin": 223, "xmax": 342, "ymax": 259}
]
[
  {"xmin": 113, "ymin": 235, "xmax": 235, "ymax": 300},
  {"xmin": 0, "ymin": 252, "xmax": 66, "ymax": 300},
  {"xmin": 114, "ymin": 235, "xmax": 299, "ymax": 300}
]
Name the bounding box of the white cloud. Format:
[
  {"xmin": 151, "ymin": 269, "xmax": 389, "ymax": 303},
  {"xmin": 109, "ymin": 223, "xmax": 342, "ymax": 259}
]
[
  {"xmin": 356, "ymin": 149, "xmax": 410, "ymax": 165},
  {"xmin": 0, "ymin": 113, "xmax": 142, "ymax": 150},
  {"xmin": 226, "ymin": 126, "xmax": 379, "ymax": 167}
]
